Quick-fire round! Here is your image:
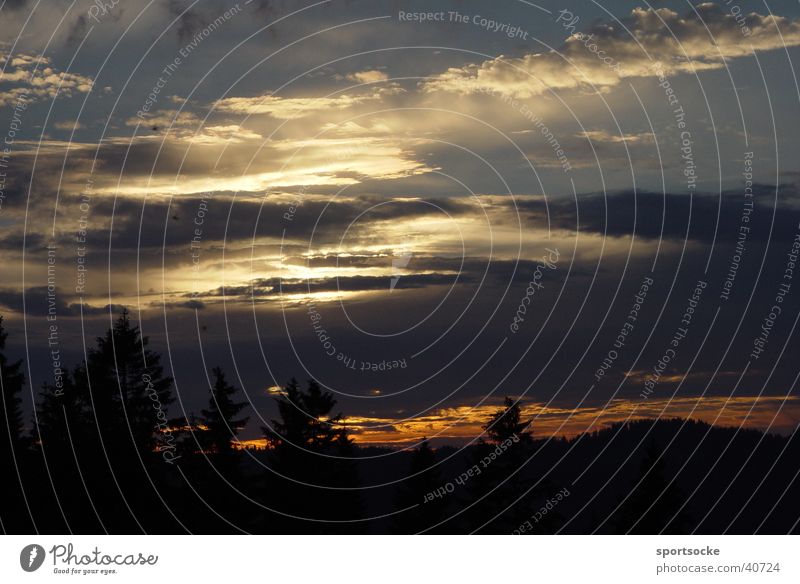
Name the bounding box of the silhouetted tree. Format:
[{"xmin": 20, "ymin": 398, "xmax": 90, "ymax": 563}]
[
  {"xmin": 32, "ymin": 367, "xmax": 104, "ymax": 532},
  {"xmin": 262, "ymin": 378, "xmax": 361, "ymax": 532},
  {"xmin": 392, "ymin": 439, "xmax": 449, "ymax": 533},
  {"xmin": 0, "ymin": 316, "xmax": 32, "ymax": 532},
  {"xmin": 167, "ymin": 412, "xmax": 204, "ymax": 458},
  {"xmin": 65, "ymin": 311, "xmax": 182, "ymax": 533},
  {"xmin": 34, "ymin": 367, "xmax": 89, "ymax": 454},
  {"xmin": 265, "ymin": 378, "xmax": 341, "ymax": 451},
  {"xmin": 463, "ymin": 397, "xmax": 537, "ymax": 533},
  {"xmin": 200, "ymin": 367, "xmax": 249, "ymax": 456},
  {"xmin": 326, "ymin": 428, "xmax": 365, "ymax": 532},
  {"xmin": 85, "ymin": 309, "xmax": 173, "ymax": 453},
  {"xmin": 0, "ymin": 316, "xmax": 25, "ymax": 452},
  {"xmin": 3, "ymin": 311, "xmax": 797, "ymax": 537},
  {"xmin": 484, "ymin": 397, "xmax": 533, "ymax": 445},
  {"xmin": 184, "ymin": 367, "xmax": 254, "ymax": 529},
  {"xmin": 613, "ymin": 439, "xmax": 691, "ymax": 534}
]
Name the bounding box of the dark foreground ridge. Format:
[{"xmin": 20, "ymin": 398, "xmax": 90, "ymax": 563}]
[{"xmin": 1, "ymin": 313, "xmax": 798, "ymax": 534}]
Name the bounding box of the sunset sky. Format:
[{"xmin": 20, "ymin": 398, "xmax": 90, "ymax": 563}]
[{"xmin": 2, "ymin": 0, "xmax": 800, "ymax": 446}]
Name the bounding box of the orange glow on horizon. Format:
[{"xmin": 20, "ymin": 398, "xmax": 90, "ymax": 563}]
[{"xmin": 234, "ymin": 395, "xmax": 800, "ymax": 448}]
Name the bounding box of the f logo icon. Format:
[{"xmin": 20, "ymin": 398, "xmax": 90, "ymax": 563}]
[{"xmin": 20, "ymin": 544, "xmax": 45, "ymax": 572}]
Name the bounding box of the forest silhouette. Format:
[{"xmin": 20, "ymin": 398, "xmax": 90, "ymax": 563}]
[{"xmin": 1, "ymin": 312, "xmax": 798, "ymax": 534}]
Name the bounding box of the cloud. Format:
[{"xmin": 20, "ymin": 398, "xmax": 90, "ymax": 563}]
[
  {"xmin": 3, "ymin": 0, "xmax": 28, "ymax": 10},
  {"xmin": 214, "ymin": 93, "xmax": 377, "ymax": 119},
  {"xmin": 422, "ymin": 4, "xmax": 800, "ymax": 98},
  {"xmin": 578, "ymin": 130, "xmax": 654, "ymax": 144},
  {"xmin": 214, "ymin": 84, "xmax": 402, "ymax": 118},
  {"xmin": 319, "ymin": 120, "xmax": 393, "ymax": 137},
  {"xmin": 7, "ymin": 130, "xmax": 432, "ymax": 198},
  {"xmin": 162, "ymin": 299, "xmax": 206, "ymax": 310},
  {"xmin": 0, "ymin": 52, "xmax": 93, "ymax": 107},
  {"xmin": 97, "ymin": 153, "xmax": 424, "ymax": 196},
  {"xmin": 192, "ymin": 272, "xmax": 465, "ymax": 301},
  {"xmin": 125, "ymin": 108, "xmax": 201, "ymax": 129},
  {"xmin": 344, "ymin": 69, "xmax": 389, "ymax": 84},
  {"xmin": 53, "ymin": 120, "xmax": 83, "ymax": 130},
  {"xmin": 0, "ymin": 287, "xmax": 124, "ymax": 317},
  {"xmin": 125, "ymin": 109, "xmax": 263, "ymax": 143},
  {"xmin": 534, "ymin": 186, "xmax": 800, "ymax": 244},
  {"xmin": 166, "ymin": 0, "xmax": 210, "ymax": 44},
  {"xmin": 314, "ymin": 395, "xmax": 800, "ymax": 445}
]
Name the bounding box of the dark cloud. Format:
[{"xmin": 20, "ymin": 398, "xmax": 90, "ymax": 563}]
[
  {"xmin": 192, "ymin": 272, "xmax": 467, "ymax": 301},
  {"xmin": 0, "ymin": 286, "xmax": 125, "ymax": 317},
  {"xmin": 65, "ymin": 14, "xmax": 89, "ymax": 47},
  {"xmin": 167, "ymin": 0, "xmax": 210, "ymax": 44},
  {"xmin": 3, "ymin": 0, "xmax": 29, "ymax": 11},
  {"xmin": 161, "ymin": 299, "xmax": 206, "ymax": 310},
  {"xmin": 527, "ymin": 185, "xmax": 800, "ymax": 244},
  {"xmin": 31, "ymin": 193, "xmax": 475, "ymax": 254}
]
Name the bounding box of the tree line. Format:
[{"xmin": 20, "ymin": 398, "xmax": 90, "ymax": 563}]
[{"xmin": 1, "ymin": 312, "xmax": 799, "ymax": 534}]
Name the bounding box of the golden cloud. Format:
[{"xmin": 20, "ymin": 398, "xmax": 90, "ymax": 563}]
[
  {"xmin": 0, "ymin": 52, "xmax": 93, "ymax": 106},
  {"xmin": 215, "ymin": 93, "xmax": 377, "ymax": 119},
  {"xmin": 422, "ymin": 5, "xmax": 800, "ymax": 98}
]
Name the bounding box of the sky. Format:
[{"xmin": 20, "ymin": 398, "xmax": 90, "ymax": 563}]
[{"xmin": 2, "ymin": 0, "xmax": 800, "ymax": 446}]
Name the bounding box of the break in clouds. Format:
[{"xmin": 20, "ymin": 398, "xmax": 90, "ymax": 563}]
[{"xmin": 1, "ymin": 0, "xmax": 800, "ymax": 536}]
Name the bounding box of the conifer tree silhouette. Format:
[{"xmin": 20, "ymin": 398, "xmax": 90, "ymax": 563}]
[
  {"xmin": 326, "ymin": 428, "xmax": 365, "ymax": 532},
  {"xmin": 178, "ymin": 367, "xmax": 253, "ymax": 531},
  {"xmin": 0, "ymin": 316, "xmax": 31, "ymax": 532},
  {"xmin": 86, "ymin": 309, "xmax": 173, "ymax": 453},
  {"xmin": 70, "ymin": 310, "xmax": 179, "ymax": 532},
  {"xmin": 35, "ymin": 367, "xmax": 89, "ymax": 455},
  {"xmin": 262, "ymin": 378, "xmax": 361, "ymax": 532},
  {"xmin": 392, "ymin": 439, "xmax": 448, "ymax": 533},
  {"xmin": 0, "ymin": 316, "xmax": 25, "ymax": 452},
  {"xmin": 264, "ymin": 378, "xmax": 342, "ymax": 452},
  {"xmin": 485, "ymin": 397, "xmax": 534, "ymax": 445},
  {"xmin": 200, "ymin": 366, "xmax": 249, "ymax": 456},
  {"xmin": 613, "ymin": 438, "xmax": 691, "ymax": 534},
  {"xmin": 1, "ymin": 308, "xmax": 794, "ymax": 536},
  {"xmin": 33, "ymin": 367, "xmax": 105, "ymax": 532},
  {"xmin": 464, "ymin": 397, "xmax": 535, "ymax": 533}
]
